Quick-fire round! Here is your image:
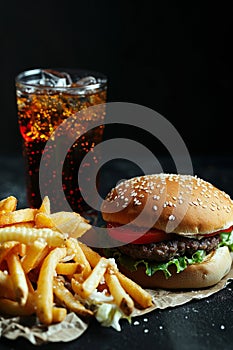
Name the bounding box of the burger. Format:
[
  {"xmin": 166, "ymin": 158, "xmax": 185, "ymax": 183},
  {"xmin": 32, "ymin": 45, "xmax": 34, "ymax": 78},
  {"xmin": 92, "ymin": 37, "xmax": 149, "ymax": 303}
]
[{"xmin": 100, "ymin": 174, "xmax": 233, "ymax": 289}]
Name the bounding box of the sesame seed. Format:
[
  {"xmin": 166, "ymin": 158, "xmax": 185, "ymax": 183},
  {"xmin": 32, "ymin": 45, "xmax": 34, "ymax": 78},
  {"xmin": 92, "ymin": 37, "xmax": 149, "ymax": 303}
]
[
  {"xmin": 153, "ymin": 205, "xmax": 158, "ymax": 211},
  {"xmin": 168, "ymin": 214, "xmax": 175, "ymax": 221},
  {"xmin": 153, "ymin": 195, "xmax": 160, "ymax": 200},
  {"xmin": 131, "ymin": 192, "xmax": 137, "ymax": 197}
]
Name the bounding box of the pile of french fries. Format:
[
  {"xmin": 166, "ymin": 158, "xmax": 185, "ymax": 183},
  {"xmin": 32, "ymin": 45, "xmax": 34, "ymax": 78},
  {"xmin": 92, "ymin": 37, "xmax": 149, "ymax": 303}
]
[{"xmin": 0, "ymin": 196, "xmax": 152, "ymax": 326}]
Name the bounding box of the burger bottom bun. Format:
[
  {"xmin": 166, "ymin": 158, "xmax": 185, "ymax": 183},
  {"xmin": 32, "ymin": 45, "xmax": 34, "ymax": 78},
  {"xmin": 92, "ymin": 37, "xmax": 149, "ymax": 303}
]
[{"xmin": 118, "ymin": 247, "xmax": 232, "ymax": 289}]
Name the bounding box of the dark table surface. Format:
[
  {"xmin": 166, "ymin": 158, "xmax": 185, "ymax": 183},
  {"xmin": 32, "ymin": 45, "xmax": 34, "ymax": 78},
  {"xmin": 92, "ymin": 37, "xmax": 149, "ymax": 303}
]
[{"xmin": 0, "ymin": 152, "xmax": 233, "ymax": 350}]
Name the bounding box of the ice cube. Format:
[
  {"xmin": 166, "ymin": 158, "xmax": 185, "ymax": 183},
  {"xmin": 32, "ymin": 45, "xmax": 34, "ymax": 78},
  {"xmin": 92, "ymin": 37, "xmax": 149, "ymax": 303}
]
[
  {"xmin": 39, "ymin": 69, "xmax": 73, "ymax": 87},
  {"xmin": 75, "ymin": 76, "xmax": 97, "ymax": 86}
]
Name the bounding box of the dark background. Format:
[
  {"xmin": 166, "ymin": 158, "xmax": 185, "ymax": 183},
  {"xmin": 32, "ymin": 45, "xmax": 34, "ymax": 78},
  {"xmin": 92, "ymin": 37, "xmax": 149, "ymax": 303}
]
[
  {"xmin": 0, "ymin": 4, "xmax": 233, "ymax": 349},
  {"xmin": 0, "ymin": 1, "xmax": 232, "ymax": 157}
]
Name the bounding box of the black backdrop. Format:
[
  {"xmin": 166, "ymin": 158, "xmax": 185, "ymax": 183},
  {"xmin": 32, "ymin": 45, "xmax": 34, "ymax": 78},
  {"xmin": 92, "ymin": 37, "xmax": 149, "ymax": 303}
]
[{"xmin": 0, "ymin": 1, "xmax": 232, "ymax": 157}]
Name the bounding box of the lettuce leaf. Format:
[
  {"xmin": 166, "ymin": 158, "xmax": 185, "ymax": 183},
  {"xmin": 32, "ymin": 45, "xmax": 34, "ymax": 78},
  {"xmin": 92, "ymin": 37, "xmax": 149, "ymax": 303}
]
[
  {"xmin": 103, "ymin": 248, "xmax": 206, "ymax": 279},
  {"xmin": 219, "ymin": 230, "xmax": 233, "ymax": 251},
  {"xmin": 95, "ymin": 303, "xmax": 131, "ymax": 331},
  {"xmin": 75, "ymin": 288, "xmax": 131, "ymax": 331}
]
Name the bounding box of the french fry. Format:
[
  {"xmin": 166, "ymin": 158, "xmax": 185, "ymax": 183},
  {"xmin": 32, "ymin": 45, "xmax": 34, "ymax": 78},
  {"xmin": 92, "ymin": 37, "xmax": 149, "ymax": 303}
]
[
  {"xmin": 21, "ymin": 240, "xmax": 48, "ymax": 273},
  {"xmin": 0, "ymin": 271, "xmax": 15, "ymax": 299},
  {"xmin": 56, "ymin": 262, "xmax": 83, "ymax": 275},
  {"xmin": 0, "ymin": 208, "xmax": 37, "ymax": 226},
  {"xmin": 7, "ymin": 253, "xmax": 28, "ymax": 305},
  {"xmin": 36, "ymin": 247, "xmax": 67, "ymax": 325},
  {"xmin": 0, "ymin": 241, "xmax": 20, "ymax": 265},
  {"xmin": 116, "ymin": 271, "xmax": 153, "ymax": 308},
  {"xmin": 35, "ymin": 211, "xmax": 91, "ymax": 238},
  {"xmin": 78, "ymin": 241, "xmax": 101, "ymax": 267},
  {"xmin": 105, "ymin": 270, "xmax": 134, "ymax": 316},
  {"xmin": 38, "ymin": 196, "xmax": 51, "ymax": 214},
  {"xmin": 51, "ymin": 212, "xmax": 91, "ymax": 238},
  {"xmin": 0, "ymin": 195, "xmax": 153, "ymax": 327},
  {"xmin": 0, "ymin": 226, "xmax": 66, "ymax": 247},
  {"xmin": 8, "ymin": 222, "xmax": 35, "ymax": 228},
  {"xmin": 12, "ymin": 242, "xmax": 27, "ymax": 257},
  {"xmin": 0, "ymin": 196, "xmax": 17, "ymax": 212},
  {"xmin": 0, "ymin": 292, "xmax": 35, "ymax": 316},
  {"xmin": 35, "ymin": 212, "xmax": 54, "ymax": 229},
  {"xmin": 52, "ymin": 307, "xmax": 67, "ymax": 323},
  {"xmin": 66, "ymin": 238, "xmax": 91, "ymax": 279},
  {"xmin": 53, "ymin": 277, "xmax": 93, "ymax": 317},
  {"xmin": 72, "ymin": 257, "xmax": 109, "ymax": 299},
  {"xmin": 79, "ymin": 242, "xmax": 153, "ymax": 308}
]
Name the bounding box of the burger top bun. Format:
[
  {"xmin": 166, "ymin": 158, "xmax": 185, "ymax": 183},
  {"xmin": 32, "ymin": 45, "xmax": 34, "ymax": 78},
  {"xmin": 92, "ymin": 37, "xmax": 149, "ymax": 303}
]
[{"xmin": 101, "ymin": 174, "xmax": 233, "ymax": 235}]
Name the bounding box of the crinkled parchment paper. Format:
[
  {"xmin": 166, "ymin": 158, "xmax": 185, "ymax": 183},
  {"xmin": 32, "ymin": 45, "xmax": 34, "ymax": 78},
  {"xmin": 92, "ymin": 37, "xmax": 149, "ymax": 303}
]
[
  {"xmin": 0, "ymin": 312, "xmax": 88, "ymax": 345},
  {"xmin": 1, "ymin": 266, "xmax": 233, "ymax": 345}
]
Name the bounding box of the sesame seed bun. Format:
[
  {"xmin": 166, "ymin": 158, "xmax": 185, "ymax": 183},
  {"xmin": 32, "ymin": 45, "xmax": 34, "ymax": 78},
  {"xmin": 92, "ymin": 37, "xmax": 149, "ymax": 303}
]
[
  {"xmin": 118, "ymin": 246, "xmax": 232, "ymax": 289},
  {"xmin": 101, "ymin": 174, "xmax": 233, "ymax": 235}
]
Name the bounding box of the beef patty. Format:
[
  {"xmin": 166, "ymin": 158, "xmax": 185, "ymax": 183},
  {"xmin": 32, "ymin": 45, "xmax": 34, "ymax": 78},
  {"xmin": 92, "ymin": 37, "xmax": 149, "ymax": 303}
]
[{"xmin": 118, "ymin": 234, "xmax": 220, "ymax": 262}]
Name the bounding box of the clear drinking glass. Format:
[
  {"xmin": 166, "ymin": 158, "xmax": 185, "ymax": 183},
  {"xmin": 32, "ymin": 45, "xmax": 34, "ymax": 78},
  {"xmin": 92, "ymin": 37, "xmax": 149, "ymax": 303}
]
[{"xmin": 15, "ymin": 68, "xmax": 107, "ymax": 214}]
